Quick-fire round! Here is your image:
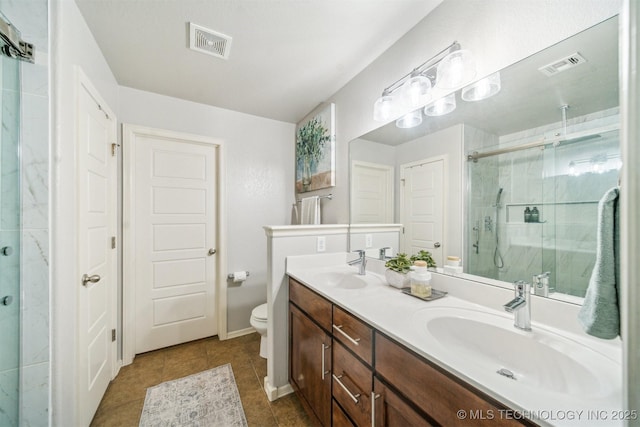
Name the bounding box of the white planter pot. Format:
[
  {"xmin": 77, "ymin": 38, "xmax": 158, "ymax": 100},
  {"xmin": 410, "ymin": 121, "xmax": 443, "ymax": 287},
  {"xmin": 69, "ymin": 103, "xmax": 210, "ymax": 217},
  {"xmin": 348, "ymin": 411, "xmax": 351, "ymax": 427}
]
[{"xmin": 385, "ymin": 269, "xmax": 410, "ymax": 289}]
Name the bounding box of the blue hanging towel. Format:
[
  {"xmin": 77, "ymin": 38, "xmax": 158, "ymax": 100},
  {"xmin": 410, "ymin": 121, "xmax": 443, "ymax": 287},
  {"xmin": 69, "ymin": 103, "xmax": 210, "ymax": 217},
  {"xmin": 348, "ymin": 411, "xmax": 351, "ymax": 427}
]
[{"xmin": 578, "ymin": 186, "xmax": 620, "ymax": 339}]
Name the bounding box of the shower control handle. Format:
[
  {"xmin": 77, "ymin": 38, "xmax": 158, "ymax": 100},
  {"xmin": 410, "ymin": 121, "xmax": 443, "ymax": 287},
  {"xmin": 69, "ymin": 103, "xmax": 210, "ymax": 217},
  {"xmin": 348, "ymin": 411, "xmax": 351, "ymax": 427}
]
[{"xmin": 434, "ymin": 242, "xmax": 441, "ymax": 248}]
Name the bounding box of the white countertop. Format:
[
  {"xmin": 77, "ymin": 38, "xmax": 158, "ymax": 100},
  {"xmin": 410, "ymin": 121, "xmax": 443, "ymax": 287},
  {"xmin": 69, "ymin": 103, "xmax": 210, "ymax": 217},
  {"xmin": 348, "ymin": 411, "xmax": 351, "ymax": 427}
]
[{"xmin": 286, "ymin": 252, "xmax": 624, "ymax": 427}]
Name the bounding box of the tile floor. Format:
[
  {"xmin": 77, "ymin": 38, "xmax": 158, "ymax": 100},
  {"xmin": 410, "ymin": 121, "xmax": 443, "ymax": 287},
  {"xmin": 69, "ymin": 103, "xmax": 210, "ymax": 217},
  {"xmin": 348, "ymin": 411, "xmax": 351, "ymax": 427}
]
[{"xmin": 91, "ymin": 333, "xmax": 311, "ymax": 426}]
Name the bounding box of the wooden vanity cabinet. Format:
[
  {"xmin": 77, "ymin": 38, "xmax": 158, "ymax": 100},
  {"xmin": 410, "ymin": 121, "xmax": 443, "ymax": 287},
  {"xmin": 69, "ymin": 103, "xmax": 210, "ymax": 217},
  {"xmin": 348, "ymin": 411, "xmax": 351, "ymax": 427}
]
[
  {"xmin": 289, "ymin": 277, "xmax": 532, "ymax": 427},
  {"xmin": 375, "ymin": 333, "xmax": 532, "ymax": 427},
  {"xmin": 289, "ymin": 279, "xmax": 332, "ymax": 426}
]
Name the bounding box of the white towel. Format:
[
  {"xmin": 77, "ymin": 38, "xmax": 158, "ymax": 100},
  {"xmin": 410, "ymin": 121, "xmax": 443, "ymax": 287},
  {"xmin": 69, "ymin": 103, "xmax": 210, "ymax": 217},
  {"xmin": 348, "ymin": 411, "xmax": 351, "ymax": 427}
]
[{"xmin": 300, "ymin": 196, "xmax": 321, "ymax": 225}]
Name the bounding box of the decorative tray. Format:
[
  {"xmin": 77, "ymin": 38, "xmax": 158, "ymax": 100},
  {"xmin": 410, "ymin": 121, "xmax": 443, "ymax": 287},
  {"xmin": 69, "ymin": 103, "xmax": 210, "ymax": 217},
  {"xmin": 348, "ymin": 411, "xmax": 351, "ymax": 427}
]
[{"xmin": 401, "ymin": 288, "xmax": 448, "ymax": 302}]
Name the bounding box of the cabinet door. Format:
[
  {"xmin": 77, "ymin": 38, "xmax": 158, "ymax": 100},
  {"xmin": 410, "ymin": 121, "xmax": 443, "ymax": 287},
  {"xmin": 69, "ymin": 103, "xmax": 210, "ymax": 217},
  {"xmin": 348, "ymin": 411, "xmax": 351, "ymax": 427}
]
[
  {"xmin": 333, "ymin": 400, "xmax": 356, "ymax": 427},
  {"xmin": 373, "ymin": 377, "xmax": 435, "ymax": 427},
  {"xmin": 290, "ymin": 303, "xmax": 332, "ymax": 426}
]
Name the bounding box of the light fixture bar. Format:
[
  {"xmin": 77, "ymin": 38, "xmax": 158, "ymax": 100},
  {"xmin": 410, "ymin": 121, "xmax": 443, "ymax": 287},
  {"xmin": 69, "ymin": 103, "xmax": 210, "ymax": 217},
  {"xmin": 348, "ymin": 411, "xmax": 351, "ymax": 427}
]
[{"xmin": 381, "ymin": 41, "xmax": 459, "ymax": 95}]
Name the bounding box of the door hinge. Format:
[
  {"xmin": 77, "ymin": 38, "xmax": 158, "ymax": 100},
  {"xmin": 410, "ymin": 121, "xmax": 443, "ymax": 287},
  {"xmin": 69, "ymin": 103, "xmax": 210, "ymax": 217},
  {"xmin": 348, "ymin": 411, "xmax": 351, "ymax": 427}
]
[
  {"xmin": 111, "ymin": 329, "xmax": 116, "ymax": 342},
  {"xmin": 111, "ymin": 143, "xmax": 120, "ymax": 157},
  {"xmin": 111, "ymin": 236, "xmax": 116, "ymax": 249}
]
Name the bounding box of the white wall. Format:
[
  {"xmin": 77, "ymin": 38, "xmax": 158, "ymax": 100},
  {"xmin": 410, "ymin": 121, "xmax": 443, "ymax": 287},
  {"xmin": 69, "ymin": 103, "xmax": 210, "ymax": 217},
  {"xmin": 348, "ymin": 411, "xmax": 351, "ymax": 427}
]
[
  {"xmin": 118, "ymin": 86, "xmax": 295, "ymax": 332},
  {"xmin": 51, "ymin": 0, "xmax": 120, "ymax": 425},
  {"xmin": 323, "ymin": 0, "xmax": 621, "ymax": 224}
]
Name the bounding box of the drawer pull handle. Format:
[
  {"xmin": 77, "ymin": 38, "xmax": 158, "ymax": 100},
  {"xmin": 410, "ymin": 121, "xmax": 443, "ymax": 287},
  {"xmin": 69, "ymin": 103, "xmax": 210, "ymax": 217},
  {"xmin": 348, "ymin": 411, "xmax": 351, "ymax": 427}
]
[
  {"xmin": 321, "ymin": 343, "xmax": 330, "ymax": 380},
  {"xmin": 332, "ymin": 324, "xmax": 361, "ymax": 346},
  {"xmin": 371, "ymin": 392, "xmax": 380, "ymax": 427},
  {"xmin": 333, "ymin": 374, "xmax": 361, "ymax": 404}
]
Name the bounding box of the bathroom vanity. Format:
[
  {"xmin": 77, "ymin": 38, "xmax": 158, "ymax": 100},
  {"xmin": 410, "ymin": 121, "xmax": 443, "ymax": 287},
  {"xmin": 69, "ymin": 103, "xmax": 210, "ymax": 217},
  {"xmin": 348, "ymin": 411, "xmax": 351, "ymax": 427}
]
[
  {"xmin": 286, "ymin": 253, "xmax": 622, "ymax": 427},
  {"xmin": 290, "ymin": 277, "xmax": 534, "ymax": 426}
]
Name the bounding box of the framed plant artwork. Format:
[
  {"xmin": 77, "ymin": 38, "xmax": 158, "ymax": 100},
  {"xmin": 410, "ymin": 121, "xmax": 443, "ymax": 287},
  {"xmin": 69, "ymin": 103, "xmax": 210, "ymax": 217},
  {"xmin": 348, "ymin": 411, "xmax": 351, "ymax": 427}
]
[{"xmin": 296, "ymin": 102, "xmax": 335, "ymax": 193}]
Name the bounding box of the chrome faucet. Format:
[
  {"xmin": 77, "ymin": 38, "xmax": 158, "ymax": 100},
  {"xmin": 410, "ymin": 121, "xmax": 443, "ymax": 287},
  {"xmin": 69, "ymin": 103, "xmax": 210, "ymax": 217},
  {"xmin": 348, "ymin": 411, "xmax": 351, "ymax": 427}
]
[
  {"xmin": 533, "ymin": 271, "xmax": 553, "ymax": 297},
  {"xmin": 378, "ymin": 247, "xmax": 391, "ymax": 260},
  {"xmin": 503, "ymin": 280, "xmax": 531, "ymax": 331},
  {"xmin": 347, "ymin": 250, "xmax": 367, "ymax": 275}
]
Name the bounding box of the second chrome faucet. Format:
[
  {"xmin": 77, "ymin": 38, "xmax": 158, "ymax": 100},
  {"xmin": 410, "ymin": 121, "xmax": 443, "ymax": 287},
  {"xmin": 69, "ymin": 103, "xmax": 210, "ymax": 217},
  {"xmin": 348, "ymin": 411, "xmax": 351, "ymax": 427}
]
[{"xmin": 503, "ymin": 280, "xmax": 531, "ymax": 331}]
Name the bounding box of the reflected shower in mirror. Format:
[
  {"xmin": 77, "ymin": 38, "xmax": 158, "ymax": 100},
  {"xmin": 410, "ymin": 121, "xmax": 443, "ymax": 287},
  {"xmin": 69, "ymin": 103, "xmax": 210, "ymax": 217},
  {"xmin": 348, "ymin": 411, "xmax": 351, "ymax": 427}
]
[{"xmin": 348, "ymin": 15, "xmax": 619, "ymax": 303}]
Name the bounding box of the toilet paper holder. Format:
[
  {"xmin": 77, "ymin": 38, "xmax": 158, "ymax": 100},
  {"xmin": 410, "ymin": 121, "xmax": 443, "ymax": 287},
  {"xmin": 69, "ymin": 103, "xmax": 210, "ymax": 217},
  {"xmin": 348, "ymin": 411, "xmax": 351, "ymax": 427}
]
[{"xmin": 227, "ymin": 271, "xmax": 250, "ymax": 280}]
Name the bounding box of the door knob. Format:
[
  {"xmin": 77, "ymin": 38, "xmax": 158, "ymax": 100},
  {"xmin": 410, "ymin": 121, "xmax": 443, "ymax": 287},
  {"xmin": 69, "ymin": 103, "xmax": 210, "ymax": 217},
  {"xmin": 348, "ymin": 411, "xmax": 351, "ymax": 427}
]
[
  {"xmin": 434, "ymin": 242, "xmax": 441, "ymax": 248},
  {"xmin": 82, "ymin": 274, "xmax": 101, "ymax": 287},
  {"xmin": 208, "ymin": 248, "xmax": 217, "ymax": 256},
  {"xmin": 1, "ymin": 295, "xmax": 13, "ymax": 306}
]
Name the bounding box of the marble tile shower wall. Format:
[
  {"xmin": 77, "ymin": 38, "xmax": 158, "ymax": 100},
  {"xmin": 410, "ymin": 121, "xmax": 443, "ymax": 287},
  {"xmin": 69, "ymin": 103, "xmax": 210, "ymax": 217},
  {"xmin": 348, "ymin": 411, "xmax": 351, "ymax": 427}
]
[
  {"xmin": 0, "ymin": 53, "xmax": 22, "ymax": 427},
  {"xmin": 464, "ymin": 125, "xmax": 500, "ymax": 278},
  {"xmin": 0, "ymin": 0, "xmax": 50, "ymax": 426},
  {"xmin": 496, "ymin": 108, "xmax": 619, "ymax": 296}
]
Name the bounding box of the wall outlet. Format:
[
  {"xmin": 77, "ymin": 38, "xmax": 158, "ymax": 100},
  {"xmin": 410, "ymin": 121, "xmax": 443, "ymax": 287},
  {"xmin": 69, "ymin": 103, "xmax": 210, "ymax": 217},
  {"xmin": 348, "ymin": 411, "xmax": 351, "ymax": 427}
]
[
  {"xmin": 365, "ymin": 234, "xmax": 373, "ymax": 248},
  {"xmin": 316, "ymin": 236, "xmax": 326, "ymax": 252}
]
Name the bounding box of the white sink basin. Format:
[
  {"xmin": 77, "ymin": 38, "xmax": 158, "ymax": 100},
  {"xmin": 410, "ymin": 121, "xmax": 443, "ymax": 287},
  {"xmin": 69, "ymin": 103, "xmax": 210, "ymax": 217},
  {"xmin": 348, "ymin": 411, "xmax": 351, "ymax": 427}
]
[
  {"xmin": 290, "ymin": 265, "xmax": 386, "ymax": 290},
  {"xmin": 412, "ymin": 306, "xmax": 620, "ymax": 399}
]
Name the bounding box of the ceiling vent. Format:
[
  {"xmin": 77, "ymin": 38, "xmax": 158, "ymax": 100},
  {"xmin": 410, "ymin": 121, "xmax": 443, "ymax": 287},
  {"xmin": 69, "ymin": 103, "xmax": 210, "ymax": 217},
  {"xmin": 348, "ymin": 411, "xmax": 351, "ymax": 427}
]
[
  {"xmin": 538, "ymin": 52, "xmax": 587, "ymax": 77},
  {"xmin": 189, "ymin": 22, "xmax": 232, "ymax": 60}
]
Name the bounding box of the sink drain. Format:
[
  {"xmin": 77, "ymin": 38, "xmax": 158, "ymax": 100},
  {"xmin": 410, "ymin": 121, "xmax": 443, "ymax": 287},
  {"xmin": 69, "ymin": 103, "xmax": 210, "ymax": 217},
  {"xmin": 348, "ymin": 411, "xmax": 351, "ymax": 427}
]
[{"xmin": 496, "ymin": 368, "xmax": 516, "ymax": 380}]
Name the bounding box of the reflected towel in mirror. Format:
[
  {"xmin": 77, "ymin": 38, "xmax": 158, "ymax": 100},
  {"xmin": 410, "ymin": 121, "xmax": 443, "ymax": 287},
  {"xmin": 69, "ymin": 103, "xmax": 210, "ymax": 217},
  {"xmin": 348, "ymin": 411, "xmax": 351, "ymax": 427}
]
[{"xmin": 578, "ymin": 186, "xmax": 620, "ymax": 339}]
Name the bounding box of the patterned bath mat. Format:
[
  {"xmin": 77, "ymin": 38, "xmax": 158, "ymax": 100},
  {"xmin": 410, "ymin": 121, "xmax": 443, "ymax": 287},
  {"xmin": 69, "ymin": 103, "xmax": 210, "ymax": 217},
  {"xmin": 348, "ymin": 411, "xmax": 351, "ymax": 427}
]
[{"xmin": 139, "ymin": 363, "xmax": 248, "ymax": 427}]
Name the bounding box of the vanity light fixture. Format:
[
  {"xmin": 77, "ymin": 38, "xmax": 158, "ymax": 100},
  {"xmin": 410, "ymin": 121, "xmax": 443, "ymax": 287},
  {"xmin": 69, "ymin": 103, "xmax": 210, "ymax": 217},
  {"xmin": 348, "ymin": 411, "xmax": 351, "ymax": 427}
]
[
  {"xmin": 424, "ymin": 93, "xmax": 456, "ymax": 116},
  {"xmin": 462, "ymin": 72, "xmax": 501, "ymax": 101},
  {"xmin": 435, "ymin": 49, "xmax": 476, "ymax": 89},
  {"xmin": 396, "ymin": 109, "xmax": 423, "ymax": 128},
  {"xmin": 372, "ymin": 41, "xmax": 477, "ymax": 129}
]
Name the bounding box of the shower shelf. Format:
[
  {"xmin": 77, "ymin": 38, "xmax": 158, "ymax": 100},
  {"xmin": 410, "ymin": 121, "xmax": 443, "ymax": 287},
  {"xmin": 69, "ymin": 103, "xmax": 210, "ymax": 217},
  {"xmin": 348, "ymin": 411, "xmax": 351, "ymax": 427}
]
[{"xmin": 505, "ymin": 200, "xmax": 598, "ymax": 224}]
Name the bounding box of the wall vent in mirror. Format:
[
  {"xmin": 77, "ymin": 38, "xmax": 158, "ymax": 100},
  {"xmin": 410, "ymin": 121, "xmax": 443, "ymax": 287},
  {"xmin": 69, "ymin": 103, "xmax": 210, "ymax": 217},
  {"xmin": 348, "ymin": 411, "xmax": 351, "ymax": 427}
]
[{"xmin": 538, "ymin": 52, "xmax": 587, "ymax": 76}]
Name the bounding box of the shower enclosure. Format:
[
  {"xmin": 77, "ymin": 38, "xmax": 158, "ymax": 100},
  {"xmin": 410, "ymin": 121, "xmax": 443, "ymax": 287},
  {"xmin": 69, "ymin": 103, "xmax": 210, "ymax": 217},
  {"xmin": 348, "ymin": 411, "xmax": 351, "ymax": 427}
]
[
  {"xmin": 466, "ymin": 114, "xmax": 620, "ymax": 299},
  {"xmin": 0, "ymin": 11, "xmax": 33, "ymax": 425}
]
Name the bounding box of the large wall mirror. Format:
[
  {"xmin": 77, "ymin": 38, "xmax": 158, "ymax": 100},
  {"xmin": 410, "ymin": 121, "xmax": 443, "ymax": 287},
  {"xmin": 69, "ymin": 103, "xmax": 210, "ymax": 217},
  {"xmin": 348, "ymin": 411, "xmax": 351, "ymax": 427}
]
[{"xmin": 349, "ymin": 16, "xmax": 619, "ymax": 303}]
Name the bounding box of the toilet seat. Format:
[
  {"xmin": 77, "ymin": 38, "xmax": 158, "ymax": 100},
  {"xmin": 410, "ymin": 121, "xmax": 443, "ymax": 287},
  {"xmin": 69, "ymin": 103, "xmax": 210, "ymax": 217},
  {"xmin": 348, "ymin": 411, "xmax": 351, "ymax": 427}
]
[{"xmin": 251, "ymin": 303, "xmax": 268, "ymax": 321}]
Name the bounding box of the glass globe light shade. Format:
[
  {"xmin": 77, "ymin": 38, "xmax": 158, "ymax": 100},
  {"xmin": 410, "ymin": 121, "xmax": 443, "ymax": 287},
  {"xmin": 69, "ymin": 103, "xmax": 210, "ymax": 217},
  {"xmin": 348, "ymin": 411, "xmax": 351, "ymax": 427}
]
[
  {"xmin": 400, "ymin": 74, "xmax": 432, "ymax": 109},
  {"xmin": 395, "ymin": 110, "xmax": 423, "ymax": 129},
  {"xmin": 373, "ymin": 94, "xmax": 397, "ymax": 122},
  {"xmin": 435, "ymin": 49, "xmax": 477, "ymax": 89},
  {"xmin": 424, "ymin": 93, "xmax": 456, "ymax": 117},
  {"xmin": 462, "ymin": 72, "xmax": 501, "ymax": 101}
]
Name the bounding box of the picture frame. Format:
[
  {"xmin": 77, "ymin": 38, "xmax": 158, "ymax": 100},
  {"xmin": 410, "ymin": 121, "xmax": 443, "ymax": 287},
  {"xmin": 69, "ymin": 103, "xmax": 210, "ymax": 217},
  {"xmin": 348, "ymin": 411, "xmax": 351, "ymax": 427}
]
[{"xmin": 295, "ymin": 102, "xmax": 336, "ymax": 193}]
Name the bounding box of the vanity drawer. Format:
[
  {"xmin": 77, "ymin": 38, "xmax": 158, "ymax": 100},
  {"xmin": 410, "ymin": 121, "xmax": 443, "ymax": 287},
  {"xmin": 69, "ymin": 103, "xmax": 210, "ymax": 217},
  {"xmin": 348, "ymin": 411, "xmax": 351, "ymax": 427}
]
[
  {"xmin": 289, "ymin": 278, "xmax": 332, "ymax": 332},
  {"xmin": 375, "ymin": 333, "xmax": 530, "ymax": 427},
  {"xmin": 333, "ymin": 339, "xmax": 373, "ymax": 427},
  {"xmin": 332, "ymin": 399, "xmax": 355, "ymax": 427},
  {"xmin": 332, "ymin": 305, "xmax": 373, "ymax": 366}
]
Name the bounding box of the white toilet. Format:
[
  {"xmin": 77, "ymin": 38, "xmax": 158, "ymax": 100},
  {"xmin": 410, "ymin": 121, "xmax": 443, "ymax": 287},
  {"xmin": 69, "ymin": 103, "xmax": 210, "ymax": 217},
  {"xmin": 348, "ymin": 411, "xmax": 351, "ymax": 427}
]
[{"xmin": 250, "ymin": 303, "xmax": 268, "ymax": 358}]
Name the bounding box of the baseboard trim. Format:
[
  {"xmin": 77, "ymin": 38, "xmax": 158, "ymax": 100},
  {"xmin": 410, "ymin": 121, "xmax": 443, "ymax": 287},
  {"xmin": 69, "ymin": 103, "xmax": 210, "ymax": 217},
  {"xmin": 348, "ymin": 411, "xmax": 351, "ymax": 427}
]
[
  {"xmin": 264, "ymin": 376, "xmax": 294, "ymax": 402},
  {"xmin": 225, "ymin": 327, "xmax": 256, "ymax": 340}
]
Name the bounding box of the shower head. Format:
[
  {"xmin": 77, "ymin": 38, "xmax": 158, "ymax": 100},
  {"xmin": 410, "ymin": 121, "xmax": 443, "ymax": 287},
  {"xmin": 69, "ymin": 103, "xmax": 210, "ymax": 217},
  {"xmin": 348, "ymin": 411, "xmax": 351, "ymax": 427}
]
[{"xmin": 495, "ymin": 188, "xmax": 504, "ymax": 206}]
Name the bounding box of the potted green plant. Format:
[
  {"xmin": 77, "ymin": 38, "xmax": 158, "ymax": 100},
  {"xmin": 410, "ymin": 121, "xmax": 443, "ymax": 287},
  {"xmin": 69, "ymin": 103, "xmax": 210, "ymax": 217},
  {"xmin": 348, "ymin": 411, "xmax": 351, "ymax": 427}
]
[
  {"xmin": 410, "ymin": 250, "xmax": 437, "ymax": 269},
  {"xmin": 384, "ymin": 253, "xmax": 413, "ymax": 288}
]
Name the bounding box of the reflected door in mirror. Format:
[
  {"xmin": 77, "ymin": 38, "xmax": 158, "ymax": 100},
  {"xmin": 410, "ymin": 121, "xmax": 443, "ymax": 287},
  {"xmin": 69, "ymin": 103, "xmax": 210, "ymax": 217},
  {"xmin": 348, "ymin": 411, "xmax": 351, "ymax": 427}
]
[
  {"xmin": 351, "ymin": 161, "xmax": 394, "ymax": 223},
  {"xmin": 401, "ymin": 157, "xmax": 444, "ymax": 265}
]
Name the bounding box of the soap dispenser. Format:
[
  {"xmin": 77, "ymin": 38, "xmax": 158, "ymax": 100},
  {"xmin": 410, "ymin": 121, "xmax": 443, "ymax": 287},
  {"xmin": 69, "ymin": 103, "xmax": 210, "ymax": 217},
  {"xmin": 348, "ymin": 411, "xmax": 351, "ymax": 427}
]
[
  {"xmin": 531, "ymin": 207, "xmax": 540, "ymax": 223},
  {"xmin": 410, "ymin": 260, "xmax": 432, "ymax": 298}
]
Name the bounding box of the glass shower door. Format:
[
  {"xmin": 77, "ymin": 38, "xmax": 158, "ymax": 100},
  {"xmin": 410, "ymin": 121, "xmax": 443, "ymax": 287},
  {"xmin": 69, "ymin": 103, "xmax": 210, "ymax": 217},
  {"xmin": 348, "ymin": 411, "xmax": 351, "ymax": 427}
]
[{"xmin": 0, "ymin": 37, "xmax": 21, "ymax": 426}]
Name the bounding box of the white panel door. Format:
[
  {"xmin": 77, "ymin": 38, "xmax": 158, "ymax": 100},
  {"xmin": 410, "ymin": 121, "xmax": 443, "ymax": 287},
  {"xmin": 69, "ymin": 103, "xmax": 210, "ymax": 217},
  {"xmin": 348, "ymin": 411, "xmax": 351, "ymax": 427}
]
[
  {"xmin": 77, "ymin": 75, "xmax": 117, "ymax": 426},
  {"xmin": 350, "ymin": 161, "xmax": 393, "ymax": 223},
  {"xmin": 400, "ymin": 158, "xmax": 445, "ymax": 265},
  {"xmin": 133, "ymin": 133, "xmax": 218, "ymax": 354}
]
